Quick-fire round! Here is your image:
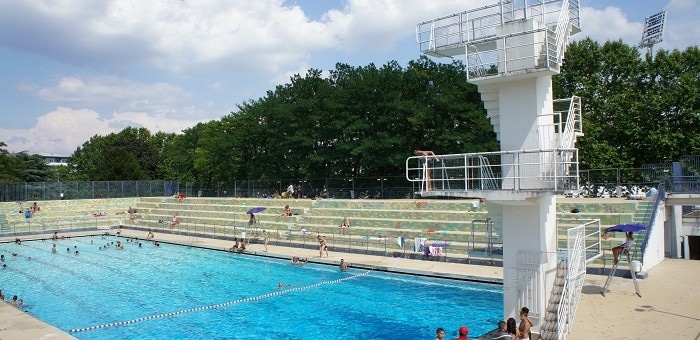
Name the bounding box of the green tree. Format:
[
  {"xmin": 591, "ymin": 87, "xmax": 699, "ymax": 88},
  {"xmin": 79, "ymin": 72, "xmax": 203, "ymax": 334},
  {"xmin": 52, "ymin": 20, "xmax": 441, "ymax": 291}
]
[
  {"xmin": 0, "ymin": 141, "xmax": 22, "ymax": 182},
  {"xmin": 555, "ymin": 40, "xmax": 700, "ymax": 170},
  {"xmin": 13, "ymin": 152, "xmax": 52, "ymax": 182},
  {"xmin": 69, "ymin": 127, "xmax": 162, "ymax": 180}
]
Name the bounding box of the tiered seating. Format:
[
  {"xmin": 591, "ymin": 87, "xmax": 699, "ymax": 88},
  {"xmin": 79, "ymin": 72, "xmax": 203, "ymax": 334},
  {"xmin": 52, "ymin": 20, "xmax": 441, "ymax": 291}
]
[
  {"xmin": 126, "ymin": 197, "xmax": 314, "ymax": 238},
  {"xmin": 0, "ymin": 196, "xmax": 656, "ymax": 267},
  {"xmin": 0, "ymin": 198, "xmax": 139, "ymax": 234},
  {"xmin": 295, "ymin": 199, "xmax": 491, "ymax": 260},
  {"xmin": 556, "ymin": 198, "xmax": 653, "ymax": 265}
]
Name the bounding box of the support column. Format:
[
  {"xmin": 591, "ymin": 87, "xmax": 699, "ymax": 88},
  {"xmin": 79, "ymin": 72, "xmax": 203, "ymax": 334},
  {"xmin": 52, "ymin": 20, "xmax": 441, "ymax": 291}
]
[
  {"xmin": 477, "ymin": 75, "xmax": 555, "ymax": 190},
  {"xmin": 665, "ymin": 205, "xmax": 683, "ymax": 258},
  {"xmin": 490, "ymin": 194, "xmax": 558, "ymax": 328}
]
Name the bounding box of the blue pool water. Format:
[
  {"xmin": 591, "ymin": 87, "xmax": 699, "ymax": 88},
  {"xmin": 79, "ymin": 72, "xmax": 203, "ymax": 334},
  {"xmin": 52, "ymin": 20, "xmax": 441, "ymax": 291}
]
[{"xmin": 0, "ymin": 236, "xmax": 502, "ymax": 339}]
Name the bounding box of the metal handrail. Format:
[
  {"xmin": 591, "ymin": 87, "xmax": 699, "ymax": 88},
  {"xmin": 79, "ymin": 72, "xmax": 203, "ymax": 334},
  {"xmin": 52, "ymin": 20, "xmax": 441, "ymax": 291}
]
[
  {"xmin": 553, "ymin": 221, "xmax": 588, "ymax": 338},
  {"xmin": 639, "ymin": 183, "xmax": 665, "ymax": 264},
  {"xmin": 558, "ymin": 96, "xmax": 582, "ymax": 150},
  {"xmin": 551, "ymin": 0, "xmax": 571, "ymax": 68},
  {"xmin": 406, "ymin": 148, "xmax": 579, "ymax": 193}
]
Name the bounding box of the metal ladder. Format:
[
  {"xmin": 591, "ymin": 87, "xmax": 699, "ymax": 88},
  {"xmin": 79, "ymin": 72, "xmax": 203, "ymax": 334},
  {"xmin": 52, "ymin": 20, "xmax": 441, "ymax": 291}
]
[{"xmin": 601, "ymin": 251, "xmax": 641, "ymax": 297}]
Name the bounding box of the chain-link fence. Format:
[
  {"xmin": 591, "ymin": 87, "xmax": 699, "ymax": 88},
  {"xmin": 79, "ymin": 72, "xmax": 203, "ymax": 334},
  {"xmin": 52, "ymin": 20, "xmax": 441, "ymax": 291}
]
[
  {"xmin": 174, "ymin": 176, "xmax": 417, "ymax": 200},
  {"xmin": 0, "ymin": 180, "xmax": 177, "ymax": 202},
  {"xmin": 2, "ymin": 160, "xmax": 699, "ymax": 202}
]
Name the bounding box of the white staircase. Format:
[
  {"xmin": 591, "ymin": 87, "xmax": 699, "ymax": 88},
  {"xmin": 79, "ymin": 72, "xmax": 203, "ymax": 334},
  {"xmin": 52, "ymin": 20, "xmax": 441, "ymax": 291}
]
[
  {"xmin": 540, "ymin": 260, "xmax": 566, "ymax": 339},
  {"xmin": 480, "ymin": 88, "xmax": 501, "ymax": 140}
]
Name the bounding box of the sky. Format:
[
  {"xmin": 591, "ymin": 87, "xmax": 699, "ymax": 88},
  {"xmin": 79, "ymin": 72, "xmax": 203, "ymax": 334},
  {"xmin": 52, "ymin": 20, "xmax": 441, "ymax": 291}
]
[{"xmin": 0, "ymin": 0, "xmax": 697, "ymax": 156}]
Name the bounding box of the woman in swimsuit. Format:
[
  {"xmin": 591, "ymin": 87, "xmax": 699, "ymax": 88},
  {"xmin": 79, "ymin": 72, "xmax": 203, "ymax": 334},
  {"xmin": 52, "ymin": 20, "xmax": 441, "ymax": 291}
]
[
  {"xmin": 612, "ymin": 232, "xmax": 634, "ymax": 264},
  {"xmin": 506, "ymin": 317, "xmax": 518, "ymax": 338}
]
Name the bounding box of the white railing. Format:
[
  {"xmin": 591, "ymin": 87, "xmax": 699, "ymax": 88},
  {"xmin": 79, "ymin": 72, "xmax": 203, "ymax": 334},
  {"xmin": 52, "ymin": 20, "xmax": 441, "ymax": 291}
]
[
  {"xmin": 550, "ymin": 0, "xmax": 571, "ymax": 71},
  {"xmin": 416, "ymin": 0, "xmax": 580, "ymax": 79},
  {"xmin": 516, "ymin": 250, "xmax": 546, "ymax": 328},
  {"xmin": 0, "ymin": 216, "xmax": 123, "ymax": 235},
  {"xmin": 555, "ymin": 222, "xmax": 590, "ymax": 338},
  {"xmin": 556, "ymin": 96, "xmax": 582, "ymax": 150},
  {"xmin": 406, "ymin": 148, "xmax": 579, "ymax": 194}
]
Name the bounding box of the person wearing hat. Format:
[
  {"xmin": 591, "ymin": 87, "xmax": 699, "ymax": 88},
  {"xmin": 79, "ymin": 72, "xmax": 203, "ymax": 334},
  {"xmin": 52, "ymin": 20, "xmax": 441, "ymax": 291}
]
[{"xmin": 453, "ymin": 325, "xmax": 469, "ymax": 340}]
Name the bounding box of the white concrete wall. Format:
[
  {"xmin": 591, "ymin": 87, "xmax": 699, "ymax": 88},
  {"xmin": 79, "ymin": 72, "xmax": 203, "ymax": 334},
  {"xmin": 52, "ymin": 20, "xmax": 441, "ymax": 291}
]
[
  {"xmin": 495, "ymin": 194, "xmax": 558, "ymax": 326},
  {"xmin": 495, "ymin": 76, "xmax": 554, "ymax": 190},
  {"xmin": 681, "ymin": 216, "xmax": 700, "ymax": 236},
  {"xmin": 642, "ymin": 201, "xmax": 666, "ymax": 271}
]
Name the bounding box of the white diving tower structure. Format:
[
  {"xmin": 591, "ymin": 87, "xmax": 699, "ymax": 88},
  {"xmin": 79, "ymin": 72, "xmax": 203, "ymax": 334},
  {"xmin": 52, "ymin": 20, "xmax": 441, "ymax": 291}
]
[{"xmin": 408, "ymin": 1, "xmax": 587, "ymax": 338}]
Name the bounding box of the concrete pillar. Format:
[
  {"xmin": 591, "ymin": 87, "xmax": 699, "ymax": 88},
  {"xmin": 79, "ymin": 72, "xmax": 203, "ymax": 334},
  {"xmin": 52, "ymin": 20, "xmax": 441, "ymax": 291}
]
[
  {"xmin": 489, "ymin": 194, "xmax": 558, "ymax": 324},
  {"xmin": 479, "ymin": 76, "xmax": 555, "ymax": 190},
  {"xmin": 665, "ymin": 205, "xmax": 683, "ymax": 258},
  {"xmin": 491, "ymin": 76, "xmax": 554, "ymax": 151}
]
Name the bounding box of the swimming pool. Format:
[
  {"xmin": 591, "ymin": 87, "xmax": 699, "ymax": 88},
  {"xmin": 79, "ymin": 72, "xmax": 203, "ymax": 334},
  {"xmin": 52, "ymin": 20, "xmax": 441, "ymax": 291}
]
[{"xmin": 0, "ymin": 236, "xmax": 502, "ymax": 339}]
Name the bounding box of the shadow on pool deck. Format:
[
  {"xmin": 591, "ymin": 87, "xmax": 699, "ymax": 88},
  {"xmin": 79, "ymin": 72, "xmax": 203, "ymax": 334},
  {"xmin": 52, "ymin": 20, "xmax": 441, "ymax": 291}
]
[{"xmin": 1, "ymin": 230, "xmax": 699, "ymax": 339}]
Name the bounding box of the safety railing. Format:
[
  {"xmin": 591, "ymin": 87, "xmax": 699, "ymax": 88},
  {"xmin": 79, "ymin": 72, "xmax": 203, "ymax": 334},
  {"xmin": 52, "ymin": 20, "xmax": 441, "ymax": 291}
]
[
  {"xmin": 556, "ymin": 221, "xmax": 588, "ymax": 338},
  {"xmin": 550, "ymin": 0, "xmax": 571, "ymax": 71},
  {"xmin": 0, "ymin": 216, "xmax": 122, "ymax": 236},
  {"xmin": 416, "ymin": 0, "xmax": 580, "ymax": 79},
  {"xmin": 638, "ymin": 184, "xmax": 666, "ymax": 263},
  {"xmin": 416, "ymin": 0, "xmax": 560, "ymax": 54},
  {"xmin": 465, "ymin": 27, "xmax": 554, "ymax": 79},
  {"xmin": 669, "ymin": 176, "xmax": 700, "ymax": 193},
  {"xmin": 556, "ymin": 96, "xmax": 582, "ymax": 150},
  {"xmin": 406, "ymin": 148, "xmax": 579, "ymax": 194},
  {"xmin": 49, "ymin": 217, "xmax": 506, "ymax": 263}
]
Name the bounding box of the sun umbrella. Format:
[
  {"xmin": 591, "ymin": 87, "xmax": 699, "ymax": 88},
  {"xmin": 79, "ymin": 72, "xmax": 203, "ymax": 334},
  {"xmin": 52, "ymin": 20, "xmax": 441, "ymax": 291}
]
[
  {"xmin": 605, "ymin": 223, "xmax": 646, "ymax": 233},
  {"xmin": 246, "ymin": 207, "xmax": 266, "ymax": 214}
]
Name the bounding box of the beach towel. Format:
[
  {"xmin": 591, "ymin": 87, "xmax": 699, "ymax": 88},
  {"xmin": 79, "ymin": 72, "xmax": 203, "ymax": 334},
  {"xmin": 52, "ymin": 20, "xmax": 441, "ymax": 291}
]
[
  {"xmin": 429, "ymin": 246, "xmax": 443, "ymax": 256},
  {"xmin": 414, "ymin": 238, "xmax": 427, "ymax": 252},
  {"xmin": 396, "ymin": 236, "xmax": 405, "ymax": 248}
]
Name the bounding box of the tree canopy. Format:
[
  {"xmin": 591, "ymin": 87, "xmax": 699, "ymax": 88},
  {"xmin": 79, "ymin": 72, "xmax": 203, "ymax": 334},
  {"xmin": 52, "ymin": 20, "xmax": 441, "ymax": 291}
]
[
  {"xmin": 554, "ymin": 39, "xmax": 700, "ymax": 169},
  {"xmin": 1, "ymin": 40, "xmax": 699, "ymax": 186}
]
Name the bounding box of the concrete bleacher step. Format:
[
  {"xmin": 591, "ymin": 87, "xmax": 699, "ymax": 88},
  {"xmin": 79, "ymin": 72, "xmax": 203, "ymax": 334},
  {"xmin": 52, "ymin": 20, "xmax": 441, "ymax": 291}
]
[{"xmin": 1, "ymin": 196, "xmax": 654, "ymax": 269}]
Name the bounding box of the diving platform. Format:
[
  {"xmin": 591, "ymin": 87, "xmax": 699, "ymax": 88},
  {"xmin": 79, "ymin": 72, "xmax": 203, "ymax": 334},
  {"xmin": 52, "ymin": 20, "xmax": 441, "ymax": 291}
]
[{"xmin": 416, "ymin": 0, "xmax": 581, "ymax": 80}]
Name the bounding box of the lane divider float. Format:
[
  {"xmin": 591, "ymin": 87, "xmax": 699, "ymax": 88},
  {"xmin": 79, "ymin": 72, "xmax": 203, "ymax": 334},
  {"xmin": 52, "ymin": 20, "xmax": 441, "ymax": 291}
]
[{"xmin": 70, "ymin": 270, "xmax": 370, "ymax": 333}]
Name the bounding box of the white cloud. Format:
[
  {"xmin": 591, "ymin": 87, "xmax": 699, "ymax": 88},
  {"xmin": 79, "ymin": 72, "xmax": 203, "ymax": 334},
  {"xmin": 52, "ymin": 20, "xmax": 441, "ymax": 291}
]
[
  {"xmin": 662, "ymin": 0, "xmax": 700, "ymax": 51},
  {"xmin": 577, "ymin": 6, "xmax": 643, "ymax": 45},
  {"xmin": 0, "ymin": 107, "xmax": 112, "ymax": 155},
  {"xmin": 0, "ymin": 0, "xmax": 493, "ymax": 77},
  {"xmin": 0, "ymin": 106, "xmax": 210, "ymax": 155},
  {"xmin": 33, "ymin": 76, "xmax": 191, "ymax": 110}
]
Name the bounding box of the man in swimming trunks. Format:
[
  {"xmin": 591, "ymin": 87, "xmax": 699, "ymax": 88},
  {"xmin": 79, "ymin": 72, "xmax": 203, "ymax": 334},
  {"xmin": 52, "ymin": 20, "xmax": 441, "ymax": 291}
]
[
  {"xmin": 518, "ymin": 307, "xmax": 532, "ymax": 339},
  {"xmin": 317, "ymin": 235, "xmax": 328, "ymax": 258},
  {"xmin": 490, "ymin": 321, "xmax": 510, "ymax": 339}
]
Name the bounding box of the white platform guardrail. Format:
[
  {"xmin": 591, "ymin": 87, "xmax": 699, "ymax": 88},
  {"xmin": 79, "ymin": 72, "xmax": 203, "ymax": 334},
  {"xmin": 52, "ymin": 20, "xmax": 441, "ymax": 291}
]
[{"xmin": 406, "ymin": 148, "xmax": 579, "ymax": 194}]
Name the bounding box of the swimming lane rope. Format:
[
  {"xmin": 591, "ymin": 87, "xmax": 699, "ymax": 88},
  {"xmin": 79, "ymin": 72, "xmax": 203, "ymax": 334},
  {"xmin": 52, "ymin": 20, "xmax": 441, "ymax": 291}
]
[{"xmin": 69, "ymin": 270, "xmax": 371, "ymax": 333}]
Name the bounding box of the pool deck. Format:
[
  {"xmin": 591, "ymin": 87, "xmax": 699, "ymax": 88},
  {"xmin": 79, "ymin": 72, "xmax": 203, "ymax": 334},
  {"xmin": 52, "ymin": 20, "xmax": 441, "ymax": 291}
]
[{"xmin": 1, "ymin": 230, "xmax": 699, "ymax": 339}]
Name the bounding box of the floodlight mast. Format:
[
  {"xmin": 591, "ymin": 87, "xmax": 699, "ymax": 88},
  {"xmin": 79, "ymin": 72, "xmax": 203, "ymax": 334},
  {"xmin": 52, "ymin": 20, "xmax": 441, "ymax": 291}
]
[{"xmin": 639, "ymin": 10, "xmax": 666, "ymax": 56}]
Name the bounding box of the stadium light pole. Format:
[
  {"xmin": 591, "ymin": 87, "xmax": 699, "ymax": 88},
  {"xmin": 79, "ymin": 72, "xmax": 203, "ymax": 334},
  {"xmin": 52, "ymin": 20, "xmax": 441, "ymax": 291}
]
[{"xmin": 639, "ymin": 10, "xmax": 666, "ymax": 57}]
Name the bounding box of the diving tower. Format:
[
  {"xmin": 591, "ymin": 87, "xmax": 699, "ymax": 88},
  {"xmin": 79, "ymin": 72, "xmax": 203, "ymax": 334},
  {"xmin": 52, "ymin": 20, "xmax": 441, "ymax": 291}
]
[{"xmin": 409, "ymin": 1, "xmax": 583, "ymax": 338}]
